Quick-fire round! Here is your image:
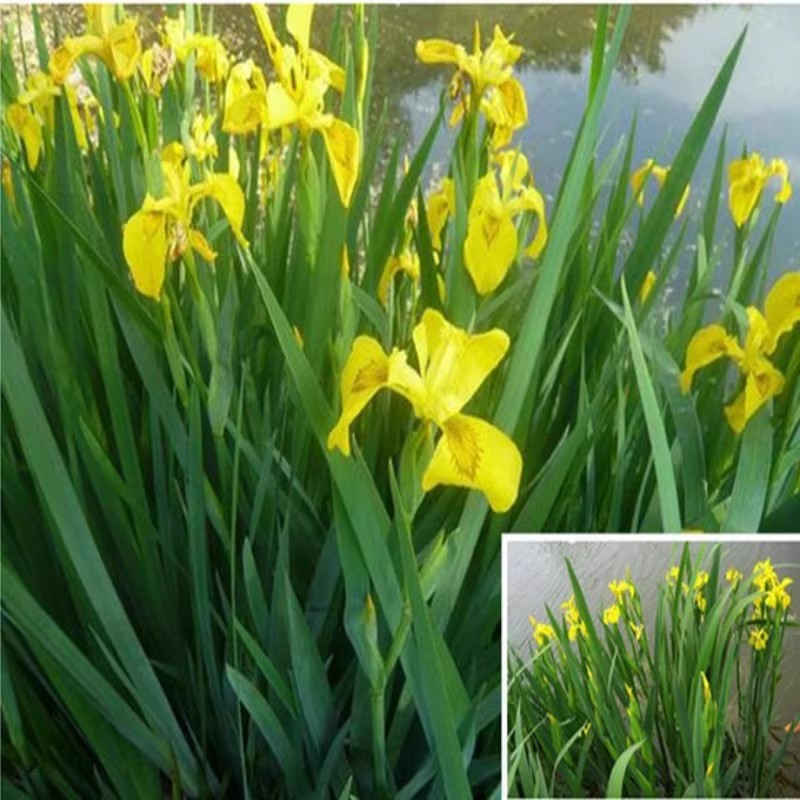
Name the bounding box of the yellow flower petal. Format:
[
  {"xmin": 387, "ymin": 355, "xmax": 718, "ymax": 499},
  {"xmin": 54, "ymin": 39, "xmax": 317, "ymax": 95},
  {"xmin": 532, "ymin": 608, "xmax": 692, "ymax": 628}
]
[
  {"xmin": 286, "ymin": 4, "xmax": 314, "ymax": 53},
  {"xmin": 518, "ymin": 186, "xmax": 548, "ymax": 259},
  {"xmin": 196, "ymin": 173, "xmax": 247, "ymax": 246},
  {"xmin": 764, "ymin": 271, "xmax": 800, "ymax": 353},
  {"xmin": 266, "ymin": 81, "xmax": 300, "ymax": 130},
  {"xmin": 49, "ymin": 35, "xmax": 107, "ymax": 84},
  {"xmin": 415, "ymin": 38, "xmax": 464, "ymax": 66},
  {"xmin": 327, "ymin": 336, "xmax": 390, "ymax": 455},
  {"xmin": 189, "ymin": 228, "xmax": 217, "ymax": 262},
  {"xmin": 728, "ymin": 154, "xmax": 765, "ymax": 228},
  {"xmin": 630, "ymin": 159, "xmax": 654, "ymax": 206},
  {"xmin": 639, "ymin": 270, "xmax": 657, "ymax": 303},
  {"xmin": 422, "ymin": 413, "xmax": 522, "ymax": 512},
  {"xmin": 427, "ymin": 177, "xmax": 455, "ymax": 251},
  {"xmin": 106, "ymin": 20, "xmax": 141, "ymax": 80},
  {"xmin": 724, "ymin": 360, "xmax": 785, "ymax": 434},
  {"xmin": 319, "ymin": 117, "xmax": 360, "ymax": 208},
  {"xmin": 252, "ymin": 4, "xmax": 283, "ymax": 69},
  {"xmin": 412, "ymin": 308, "xmax": 510, "ymax": 423},
  {"xmin": 464, "ymin": 208, "xmax": 518, "ymax": 295},
  {"xmin": 769, "ymin": 158, "xmax": 792, "ymax": 204},
  {"xmin": 122, "ymin": 203, "xmax": 168, "ymax": 299},
  {"xmin": 6, "ymin": 103, "xmax": 42, "ymax": 170},
  {"xmin": 680, "ymin": 324, "xmax": 741, "ymax": 393}
]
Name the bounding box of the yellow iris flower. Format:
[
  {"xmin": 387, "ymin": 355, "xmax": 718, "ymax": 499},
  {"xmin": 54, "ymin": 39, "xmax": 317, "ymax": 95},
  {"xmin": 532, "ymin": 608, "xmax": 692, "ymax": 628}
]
[
  {"xmin": 749, "ymin": 627, "xmax": 768, "ymax": 651},
  {"xmin": 602, "ymin": 604, "xmax": 621, "ymax": 625},
  {"xmin": 5, "ymin": 71, "xmax": 60, "ymax": 170},
  {"xmin": 631, "ymin": 159, "xmax": 690, "ymax": 218},
  {"xmin": 629, "ymin": 621, "xmax": 644, "ymax": 641},
  {"xmin": 223, "ymin": 60, "xmax": 269, "ymax": 135},
  {"xmin": 608, "ymin": 579, "xmax": 635, "ymax": 604},
  {"xmin": 680, "ymin": 272, "xmax": 800, "ymax": 433},
  {"xmin": 728, "ymin": 153, "xmax": 792, "ymax": 228},
  {"xmin": 560, "ymin": 595, "xmax": 587, "ymax": 641},
  {"xmin": 416, "ymin": 23, "xmax": 527, "ymax": 147},
  {"xmin": 327, "ymin": 309, "xmax": 522, "ymax": 512},
  {"xmin": 529, "ymin": 615, "xmax": 556, "ymax": 647},
  {"xmin": 122, "ymin": 146, "xmax": 247, "ymax": 299},
  {"xmin": 50, "ymin": 5, "xmax": 141, "ymax": 85},
  {"xmin": 464, "ymin": 150, "xmax": 547, "ymax": 295},
  {"xmin": 764, "ymin": 577, "xmax": 792, "ymax": 610},
  {"xmin": 726, "ymin": 567, "xmax": 742, "ymax": 588},
  {"xmin": 252, "ymin": 4, "xmax": 360, "ymax": 207}
]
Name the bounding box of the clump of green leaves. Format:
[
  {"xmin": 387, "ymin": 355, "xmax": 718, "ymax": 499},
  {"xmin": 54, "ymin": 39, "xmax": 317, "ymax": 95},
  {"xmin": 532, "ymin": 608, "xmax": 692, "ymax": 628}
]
[{"xmin": 508, "ymin": 544, "xmax": 799, "ymax": 798}]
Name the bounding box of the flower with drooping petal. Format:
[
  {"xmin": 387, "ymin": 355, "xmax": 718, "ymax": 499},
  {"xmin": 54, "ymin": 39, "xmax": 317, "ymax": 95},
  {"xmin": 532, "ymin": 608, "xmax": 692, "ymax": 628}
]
[
  {"xmin": 464, "ymin": 150, "xmax": 547, "ymax": 295},
  {"xmin": 728, "ymin": 153, "xmax": 792, "ymax": 227},
  {"xmin": 416, "ymin": 23, "xmax": 527, "ymax": 147},
  {"xmin": 122, "ymin": 146, "xmax": 247, "ymax": 299},
  {"xmin": 764, "ymin": 577, "xmax": 792, "ymax": 610},
  {"xmin": 252, "ymin": 3, "xmax": 360, "ymax": 207},
  {"xmin": 327, "ymin": 309, "xmax": 522, "ymax": 512},
  {"xmin": 680, "ymin": 273, "xmax": 800, "ymax": 433},
  {"xmin": 49, "ymin": 6, "xmax": 141, "ymax": 85},
  {"xmin": 631, "ymin": 159, "xmax": 690, "ymax": 218}
]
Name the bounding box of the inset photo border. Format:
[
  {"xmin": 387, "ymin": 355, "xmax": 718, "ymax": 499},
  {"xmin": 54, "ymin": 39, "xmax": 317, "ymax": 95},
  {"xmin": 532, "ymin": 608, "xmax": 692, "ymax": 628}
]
[{"xmin": 501, "ymin": 535, "xmax": 800, "ymax": 799}]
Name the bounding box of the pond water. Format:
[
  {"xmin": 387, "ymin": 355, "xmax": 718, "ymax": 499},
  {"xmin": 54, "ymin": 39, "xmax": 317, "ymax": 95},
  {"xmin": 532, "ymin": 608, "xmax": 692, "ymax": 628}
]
[
  {"xmin": 11, "ymin": 4, "xmax": 799, "ymax": 286},
  {"xmin": 506, "ymin": 540, "xmax": 800, "ymax": 733}
]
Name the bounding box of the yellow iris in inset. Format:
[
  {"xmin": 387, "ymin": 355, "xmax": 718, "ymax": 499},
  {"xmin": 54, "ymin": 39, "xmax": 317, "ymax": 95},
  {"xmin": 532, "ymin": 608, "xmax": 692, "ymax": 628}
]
[
  {"xmin": 49, "ymin": 6, "xmax": 141, "ymax": 85},
  {"xmin": 630, "ymin": 159, "xmax": 690, "ymax": 218},
  {"xmin": 122, "ymin": 146, "xmax": 247, "ymax": 299},
  {"xmin": 680, "ymin": 272, "xmax": 800, "ymax": 433},
  {"xmin": 252, "ymin": 4, "xmax": 360, "ymax": 207},
  {"xmin": 529, "ymin": 615, "xmax": 556, "ymax": 647},
  {"xmin": 327, "ymin": 309, "xmax": 522, "ymax": 512},
  {"xmin": 416, "ymin": 23, "xmax": 527, "ymax": 147},
  {"xmin": 726, "ymin": 567, "xmax": 742, "ymax": 588},
  {"xmin": 560, "ymin": 595, "xmax": 587, "ymax": 641},
  {"xmin": 464, "ymin": 150, "xmax": 547, "ymax": 295},
  {"xmin": 728, "ymin": 153, "xmax": 792, "ymax": 228},
  {"xmin": 765, "ymin": 577, "xmax": 792, "ymax": 610},
  {"xmin": 749, "ymin": 627, "xmax": 768, "ymax": 651},
  {"xmin": 602, "ymin": 604, "xmax": 621, "ymax": 625},
  {"xmin": 608, "ymin": 579, "xmax": 635, "ymax": 604}
]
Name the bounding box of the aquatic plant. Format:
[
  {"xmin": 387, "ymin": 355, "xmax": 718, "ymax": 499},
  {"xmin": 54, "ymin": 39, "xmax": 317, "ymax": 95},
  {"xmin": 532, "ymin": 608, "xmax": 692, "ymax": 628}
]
[{"xmin": 508, "ymin": 545, "xmax": 799, "ymax": 798}]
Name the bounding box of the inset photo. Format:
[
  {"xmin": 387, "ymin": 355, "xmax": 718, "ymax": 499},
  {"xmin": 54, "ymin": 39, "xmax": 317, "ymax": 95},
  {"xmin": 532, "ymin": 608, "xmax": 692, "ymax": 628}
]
[{"xmin": 503, "ymin": 537, "xmax": 800, "ymax": 798}]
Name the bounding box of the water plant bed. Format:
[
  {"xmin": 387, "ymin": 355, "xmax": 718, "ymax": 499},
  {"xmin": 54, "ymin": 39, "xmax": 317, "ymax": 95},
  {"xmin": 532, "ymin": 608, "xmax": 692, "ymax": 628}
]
[{"xmin": 507, "ymin": 544, "xmax": 800, "ymax": 798}]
